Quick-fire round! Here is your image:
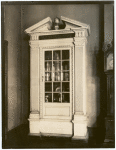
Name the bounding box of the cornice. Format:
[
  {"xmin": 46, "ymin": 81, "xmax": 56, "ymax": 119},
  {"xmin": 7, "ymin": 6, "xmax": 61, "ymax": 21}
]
[
  {"xmin": 74, "ymin": 37, "xmax": 87, "ymax": 46},
  {"xmin": 25, "ymin": 16, "xmax": 90, "ymax": 37},
  {"xmin": 25, "ymin": 17, "xmax": 52, "ymax": 34}
]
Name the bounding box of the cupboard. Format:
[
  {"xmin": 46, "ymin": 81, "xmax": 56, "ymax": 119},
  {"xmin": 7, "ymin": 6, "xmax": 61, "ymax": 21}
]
[{"xmin": 25, "ymin": 16, "xmax": 90, "ymax": 139}]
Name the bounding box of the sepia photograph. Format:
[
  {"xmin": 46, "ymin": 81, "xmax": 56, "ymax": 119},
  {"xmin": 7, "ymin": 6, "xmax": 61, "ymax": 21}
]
[{"xmin": 2, "ymin": 0, "xmax": 114, "ymax": 148}]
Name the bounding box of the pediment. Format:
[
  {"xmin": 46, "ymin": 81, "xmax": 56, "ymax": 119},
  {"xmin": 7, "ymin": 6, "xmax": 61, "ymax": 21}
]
[
  {"xmin": 61, "ymin": 16, "xmax": 90, "ymax": 35},
  {"xmin": 25, "ymin": 17, "xmax": 52, "ymax": 33},
  {"xmin": 25, "ymin": 16, "xmax": 90, "ymax": 35}
]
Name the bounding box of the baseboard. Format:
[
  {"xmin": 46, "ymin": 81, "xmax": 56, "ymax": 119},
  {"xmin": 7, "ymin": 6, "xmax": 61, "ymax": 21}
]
[
  {"xmin": 41, "ymin": 133, "xmax": 72, "ymax": 138},
  {"xmin": 28, "ymin": 133, "xmax": 41, "ymax": 136},
  {"xmin": 72, "ymin": 135, "xmax": 88, "ymax": 141}
]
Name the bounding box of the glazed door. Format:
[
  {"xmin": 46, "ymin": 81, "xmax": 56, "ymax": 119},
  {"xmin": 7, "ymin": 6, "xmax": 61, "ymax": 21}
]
[{"xmin": 43, "ymin": 48, "xmax": 73, "ymax": 120}]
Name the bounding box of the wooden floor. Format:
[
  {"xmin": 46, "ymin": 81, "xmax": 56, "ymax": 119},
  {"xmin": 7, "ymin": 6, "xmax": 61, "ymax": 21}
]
[{"xmin": 3, "ymin": 124, "xmax": 115, "ymax": 148}]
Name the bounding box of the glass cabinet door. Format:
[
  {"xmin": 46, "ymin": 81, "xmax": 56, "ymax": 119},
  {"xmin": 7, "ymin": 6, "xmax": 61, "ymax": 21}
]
[{"xmin": 44, "ymin": 50, "xmax": 70, "ymax": 103}]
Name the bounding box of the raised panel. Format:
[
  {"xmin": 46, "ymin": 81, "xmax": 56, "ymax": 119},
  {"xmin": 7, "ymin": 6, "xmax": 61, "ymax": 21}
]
[{"xmin": 45, "ymin": 106, "xmax": 70, "ymax": 116}]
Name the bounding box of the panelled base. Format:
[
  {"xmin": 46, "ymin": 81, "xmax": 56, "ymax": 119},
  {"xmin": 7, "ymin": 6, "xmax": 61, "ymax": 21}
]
[
  {"xmin": 28, "ymin": 114, "xmax": 88, "ymax": 140},
  {"xmin": 29, "ymin": 118, "xmax": 73, "ymax": 136},
  {"xmin": 72, "ymin": 115, "xmax": 88, "ymax": 140}
]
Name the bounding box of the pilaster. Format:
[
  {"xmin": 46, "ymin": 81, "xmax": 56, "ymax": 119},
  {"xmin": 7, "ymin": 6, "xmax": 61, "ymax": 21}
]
[
  {"xmin": 72, "ymin": 29, "xmax": 88, "ymax": 140},
  {"xmin": 29, "ymin": 42, "xmax": 40, "ymax": 116}
]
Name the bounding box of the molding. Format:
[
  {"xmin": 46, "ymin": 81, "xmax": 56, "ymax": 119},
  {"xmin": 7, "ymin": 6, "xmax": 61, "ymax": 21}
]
[
  {"xmin": 71, "ymin": 46, "xmax": 73, "ymax": 116},
  {"xmin": 25, "ymin": 17, "xmax": 52, "ymax": 33},
  {"xmin": 39, "ymin": 38, "xmax": 74, "ymax": 47},
  {"xmin": 41, "ymin": 133, "xmax": 72, "ymax": 138},
  {"xmin": 25, "ymin": 16, "xmax": 90, "ymax": 37},
  {"xmin": 72, "ymin": 135, "xmax": 88, "ymax": 141},
  {"xmin": 39, "ymin": 47, "xmax": 43, "ymax": 118},
  {"xmin": 31, "ymin": 29, "xmax": 74, "ymax": 35},
  {"xmin": 29, "ymin": 42, "xmax": 39, "ymax": 49},
  {"xmin": 40, "ymin": 118, "xmax": 72, "ymax": 122},
  {"xmin": 28, "ymin": 133, "xmax": 41, "ymax": 136},
  {"xmin": 41, "ymin": 44, "xmax": 73, "ymax": 50},
  {"xmin": 29, "ymin": 112, "xmax": 40, "ymax": 119},
  {"xmin": 74, "ymin": 37, "xmax": 87, "ymax": 46},
  {"xmin": 61, "ymin": 16, "xmax": 90, "ymax": 35}
]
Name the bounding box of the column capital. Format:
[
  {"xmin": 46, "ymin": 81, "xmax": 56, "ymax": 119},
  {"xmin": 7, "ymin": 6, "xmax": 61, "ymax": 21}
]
[
  {"xmin": 29, "ymin": 41, "xmax": 39, "ymax": 49},
  {"xmin": 73, "ymin": 37, "xmax": 87, "ymax": 47}
]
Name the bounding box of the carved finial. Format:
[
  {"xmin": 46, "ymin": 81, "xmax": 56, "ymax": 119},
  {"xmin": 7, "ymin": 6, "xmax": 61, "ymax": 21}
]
[{"xmin": 54, "ymin": 17, "xmax": 60, "ymax": 30}]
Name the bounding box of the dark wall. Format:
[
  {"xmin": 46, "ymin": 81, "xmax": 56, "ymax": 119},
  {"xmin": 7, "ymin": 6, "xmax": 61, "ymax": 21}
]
[{"xmin": 3, "ymin": 3, "xmax": 114, "ymax": 130}]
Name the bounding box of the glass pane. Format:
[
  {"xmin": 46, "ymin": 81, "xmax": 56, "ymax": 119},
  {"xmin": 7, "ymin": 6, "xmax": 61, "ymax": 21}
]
[
  {"xmin": 45, "ymin": 51, "xmax": 52, "ymax": 60},
  {"xmin": 63, "ymin": 71, "xmax": 69, "ymax": 81},
  {"xmin": 45, "ymin": 83, "xmax": 52, "ymax": 92},
  {"xmin": 45, "ymin": 61, "xmax": 52, "ymax": 71},
  {"xmin": 45, "ymin": 93, "xmax": 52, "ymax": 102},
  {"xmin": 45, "ymin": 72, "xmax": 52, "ymax": 81},
  {"xmin": 53, "ymin": 50, "xmax": 61, "ymax": 60},
  {"xmin": 53, "ymin": 61, "xmax": 61, "ymax": 71},
  {"xmin": 55, "ymin": 72, "xmax": 61, "ymax": 81},
  {"xmin": 62, "ymin": 50, "xmax": 69, "ymax": 60},
  {"xmin": 62, "ymin": 82, "xmax": 69, "ymax": 92},
  {"xmin": 53, "ymin": 82, "xmax": 61, "ymax": 92},
  {"xmin": 62, "ymin": 93, "xmax": 70, "ymax": 103},
  {"xmin": 53, "ymin": 93, "xmax": 61, "ymax": 103},
  {"xmin": 62, "ymin": 61, "xmax": 69, "ymax": 70}
]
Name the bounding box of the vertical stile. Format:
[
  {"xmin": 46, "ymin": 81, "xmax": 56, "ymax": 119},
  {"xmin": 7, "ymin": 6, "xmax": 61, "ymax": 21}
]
[
  {"xmin": 61, "ymin": 50, "xmax": 62, "ymax": 103},
  {"xmin": 52, "ymin": 50, "xmax": 53, "ymax": 102}
]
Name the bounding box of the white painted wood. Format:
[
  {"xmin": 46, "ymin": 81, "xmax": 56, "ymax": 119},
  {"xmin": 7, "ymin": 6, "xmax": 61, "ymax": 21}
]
[
  {"xmin": 25, "ymin": 16, "xmax": 90, "ymax": 138},
  {"xmin": 25, "ymin": 17, "xmax": 52, "ymax": 33},
  {"xmin": 45, "ymin": 106, "xmax": 70, "ymax": 116},
  {"xmin": 61, "ymin": 16, "xmax": 90, "ymax": 35},
  {"xmin": 41, "ymin": 46, "xmax": 73, "ymax": 120}
]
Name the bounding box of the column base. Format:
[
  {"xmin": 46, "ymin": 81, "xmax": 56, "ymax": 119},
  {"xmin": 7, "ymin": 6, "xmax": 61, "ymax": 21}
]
[
  {"xmin": 28, "ymin": 112, "xmax": 40, "ymax": 134},
  {"xmin": 72, "ymin": 114, "xmax": 88, "ymax": 140}
]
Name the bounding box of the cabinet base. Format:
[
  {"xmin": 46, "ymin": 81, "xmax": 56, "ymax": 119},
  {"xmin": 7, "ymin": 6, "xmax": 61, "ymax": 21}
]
[
  {"xmin": 29, "ymin": 118, "xmax": 72, "ymax": 135},
  {"xmin": 28, "ymin": 115, "xmax": 88, "ymax": 140}
]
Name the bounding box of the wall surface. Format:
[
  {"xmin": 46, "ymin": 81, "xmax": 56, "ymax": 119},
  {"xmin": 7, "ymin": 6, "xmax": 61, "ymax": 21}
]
[
  {"xmin": 4, "ymin": 5, "xmax": 22, "ymax": 131},
  {"xmin": 4, "ymin": 3, "xmax": 114, "ymax": 131},
  {"xmin": 4, "ymin": 5, "xmax": 29, "ymax": 131},
  {"xmin": 104, "ymin": 4, "xmax": 114, "ymax": 43}
]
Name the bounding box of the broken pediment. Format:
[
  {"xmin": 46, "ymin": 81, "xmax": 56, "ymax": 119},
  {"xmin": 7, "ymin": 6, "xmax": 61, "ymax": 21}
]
[
  {"xmin": 25, "ymin": 16, "xmax": 90, "ymax": 35},
  {"xmin": 61, "ymin": 16, "xmax": 90, "ymax": 35},
  {"xmin": 25, "ymin": 17, "xmax": 52, "ymax": 33}
]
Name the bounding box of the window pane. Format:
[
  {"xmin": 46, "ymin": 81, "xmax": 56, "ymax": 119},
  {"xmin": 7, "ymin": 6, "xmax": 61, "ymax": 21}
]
[
  {"xmin": 62, "ymin": 82, "xmax": 69, "ymax": 92},
  {"xmin": 45, "ymin": 61, "xmax": 52, "ymax": 71},
  {"xmin": 45, "ymin": 83, "xmax": 52, "ymax": 92},
  {"xmin": 53, "ymin": 61, "xmax": 61, "ymax": 71},
  {"xmin": 45, "ymin": 93, "xmax": 52, "ymax": 102},
  {"xmin": 55, "ymin": 72, "xmax": 61, "ymax": 81},
  {"xmin": 62, "ymin": 61, "xmax": 69, "ymax": 70},
  {"xmin": 53, "ymin": 50, "xmax": 61, "ymax": 60},
  {"xmin": 62, "ymin": 50, "xmax": 69, "ymax": 60},
  {"xmin": 53, "ymin": 82, "xmax": 61, "ymax": 92},
  {"xmin": 53, "ymin": 93, "xmax": 61, "ymax": 103},
  {"xmin": 62, "ymin": 93, "xmax": 70, "ymax": 103},
  {"xmin": 45, "ymin": 51, "xmax": 52, "ymax": 60},
  {"xmin": 45, "ymin": 72, "xmax": 52, "ymax": 81},
  {"xmin": 63, "ymin": 71, "xmax": 69, "ymax": 81}
]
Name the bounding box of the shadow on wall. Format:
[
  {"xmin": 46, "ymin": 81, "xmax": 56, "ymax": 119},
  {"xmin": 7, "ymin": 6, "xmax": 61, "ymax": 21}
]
[
  {"xmin": 87, "ymin": 4, "xmax": 107, "ymax": 143},
  {"xmin": 87, "ymin": 48, "xmax": 106, "ymax": 144}
]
